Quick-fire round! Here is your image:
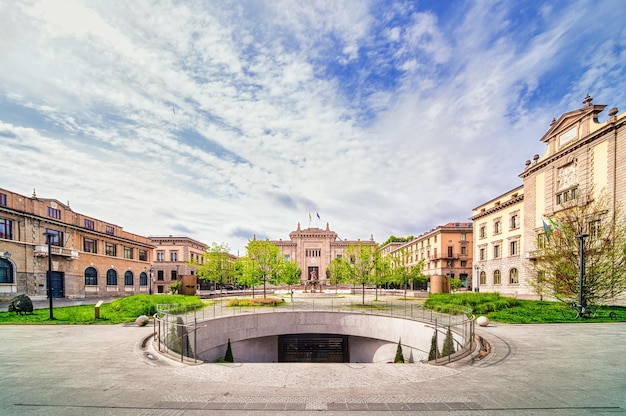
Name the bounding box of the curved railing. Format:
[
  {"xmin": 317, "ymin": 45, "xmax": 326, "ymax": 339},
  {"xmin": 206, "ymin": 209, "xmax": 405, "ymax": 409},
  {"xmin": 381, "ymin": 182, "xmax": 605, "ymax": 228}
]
[{"xmin": 153, "ymin": 297, "xmax": 474, "ymax": 365}]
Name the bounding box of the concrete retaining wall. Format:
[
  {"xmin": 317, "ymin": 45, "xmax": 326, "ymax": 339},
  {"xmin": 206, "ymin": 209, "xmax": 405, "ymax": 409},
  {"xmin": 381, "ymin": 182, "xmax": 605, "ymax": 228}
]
[{"xmin": 192, "ymin": 312, "xmax": 464, "ymax": 363}]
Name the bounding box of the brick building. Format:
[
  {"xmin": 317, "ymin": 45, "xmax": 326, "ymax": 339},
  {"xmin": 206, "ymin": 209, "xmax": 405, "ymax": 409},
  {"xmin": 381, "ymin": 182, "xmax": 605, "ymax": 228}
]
[
  {"xmin": 271, "ymin": 223, "xmax": 376, "ymax": 288},
  {"xmin": 149, "ymin": 236, "xmax": 208, "ymax": 294},
  {"xmin": 0, "ymin": 187, "xmax": 153, "ymax": 300}
]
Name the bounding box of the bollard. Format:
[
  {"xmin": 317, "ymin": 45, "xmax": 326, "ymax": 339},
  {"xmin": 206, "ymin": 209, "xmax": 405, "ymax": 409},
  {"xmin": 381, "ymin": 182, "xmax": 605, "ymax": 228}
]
[{"xmin": 94, "ymin": 300, "xmax": 103, "ymax": 319}]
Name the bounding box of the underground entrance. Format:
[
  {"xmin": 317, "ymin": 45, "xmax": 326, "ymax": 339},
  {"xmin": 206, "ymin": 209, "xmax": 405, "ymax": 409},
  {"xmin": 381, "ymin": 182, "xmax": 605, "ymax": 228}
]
[{"xmin": 279, "ymin": 334, "xmax": 349, "ymax": 363}]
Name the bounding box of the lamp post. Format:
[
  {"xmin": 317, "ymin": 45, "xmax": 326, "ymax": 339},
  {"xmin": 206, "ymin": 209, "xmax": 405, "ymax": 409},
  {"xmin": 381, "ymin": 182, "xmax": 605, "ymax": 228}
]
[
  {"xmin": 42, "ymin": 231, "xmax": 54, "ymax": 320},
  {"xmin": 575, "ymin": 233, "xmax": 589, "ymax": 308},
  {"xmin": 149, "ymin": 266, "xmax": 154, "ymax": 295}
]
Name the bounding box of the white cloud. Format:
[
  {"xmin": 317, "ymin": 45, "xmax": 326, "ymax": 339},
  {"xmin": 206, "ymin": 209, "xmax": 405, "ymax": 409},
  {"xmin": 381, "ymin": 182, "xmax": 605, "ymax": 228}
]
[{"xmin": 1, "ymin": 0, "xmax": 625, "ymax": 254}]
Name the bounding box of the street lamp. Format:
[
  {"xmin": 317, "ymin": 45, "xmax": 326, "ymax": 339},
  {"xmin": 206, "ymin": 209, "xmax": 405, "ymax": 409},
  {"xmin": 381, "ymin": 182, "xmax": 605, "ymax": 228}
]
[
  {"xmin": 575, "ymin": 233, "xmax": 589, "ymax": 308},
  {"xmin": 149, "ymin": 266, "xmax": 154, "ymax": 295},
  {"xmin": 42, "ymin": 231, "xmax": 54, "ymax": 320}
]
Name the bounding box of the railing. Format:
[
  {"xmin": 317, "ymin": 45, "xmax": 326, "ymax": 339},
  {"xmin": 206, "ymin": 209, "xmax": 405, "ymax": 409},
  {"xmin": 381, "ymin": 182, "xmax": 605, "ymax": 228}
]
[
  {"xmin": 34, "ymin": 244, "xmax": 79, "ymax": 259},
  {"xmin": 153, "ymin": 298, "xmax": 474, "ymax": 366}
]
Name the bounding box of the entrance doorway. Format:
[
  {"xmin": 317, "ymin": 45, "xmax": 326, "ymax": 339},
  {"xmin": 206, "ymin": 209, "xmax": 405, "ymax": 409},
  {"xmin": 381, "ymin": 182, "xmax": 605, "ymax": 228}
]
[
  {"xmin": 48, "ymin": 271, "xmax": 64, "ymax": 298},
  {"xmin": 278, "ymin": 334, "xmax": 349, "ymax": 363}
]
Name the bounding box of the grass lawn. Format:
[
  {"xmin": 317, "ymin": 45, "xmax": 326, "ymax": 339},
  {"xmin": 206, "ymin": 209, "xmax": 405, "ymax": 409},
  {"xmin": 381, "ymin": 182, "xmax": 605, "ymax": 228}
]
[
  {"xmin": 425, "ymin": 292, "xmax": 626, "ymax": 323},
  {"xmin": 0, "ymin": 294, "xmax": 203, "ymax": 325}
]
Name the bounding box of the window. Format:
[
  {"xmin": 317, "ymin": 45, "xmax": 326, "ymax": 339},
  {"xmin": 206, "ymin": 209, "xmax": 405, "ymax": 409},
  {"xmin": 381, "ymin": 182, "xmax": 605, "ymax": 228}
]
[
  {"xmin": 479, "ymin": 271, "xmax": 486, "ymax": 285},
  {"xmin": 494, "ymin": 220, "xmax": 502, "ymax": 234},
  {"xmin": 84, "ymin": 219, "xmax": 94, "ymax": 230},
  {"xmin": 0, "ymin": 258, "xmax": 14, "ymax": 284},
  {"xmin": 105, "ymin": 242, "xmax": 116, "ymax": 257},
  {"xmin": 479, "ymin": 248, "xmax": 486, "ymax": 261},
  {"xmin": 47, "ymin": 207, "xmax": 61, "ymax": 219},
  {"xmin": 510, "ymin": 240, "xmax": 518, "ymax": 256},
  {"xmin": 106, "ymin": 269, "xmax": 118, "ymax": 286},
  {"xmin": 139, "ymin": 272, "xmax": 148, "ymax": 286},
  {"xmin": 45, "ymin": 229, "xmax": 63, "ymax": 247},
  {"xmin": 84, "ymin": 267, "xmax": 98, "ymax": 286},
  {"xmin": 460, "ymin": 245, "xmax": 467, "ymax": 256},
  {"xmin": 493, "ymin": 244, "xmax": 501, "ymax": 258},
  {"xmin": 138, "ymin": 250, "xmax": 148, "ymax": 261},
  {"xmin": 434, "ymin": 248, "xmax": 438, "ymax": 258},
  {"xmin": 105, "ymin": 225, "xmax": 115, "ymax": 236},
  {"xmin": 157, "ymin": 251, "xmax": 164, "ymax": 262},
  {"xmin": 511, "ymin": 214, "xmax": 519, "ymax": 229},
  {"xmin": 124, "ymin": 246, "xmax": 133, "ymax": 260},
  {"xmin": 460, "ymin": 233, "xmax": 466, "ymax": 241},
  {"xmin": 0, "ymin": 218, "xmax": 13, "ymax": 240},
  {"xmin": 124, "ymin": 271, "xmax": 134, "ymax": 286},
  {"xmin": 0, "ymin": 193, "xmax": 6, "ymax": 206},
  {"xmin": 510, "ymin": 268, "xmax": 519, "ymax": 284},
  {"xmin": 494, "ymin": 270, "xmax": 501, "ymax": 285},
  {"xmin": 305, "ymin": 249, "xmax": 321, "ymax": 257},
  {"xmin": 447, "ymin": 246, "xmax": 453, "ymax": 257},
  {"xmin": 157, "ymin": 270, "xmax": 164, "ymax": 281},
  {"xmin": 171, "ymin": 269, "xmax": 177, "ymax": 280},
  {"xmin": 284, "ymin": 254, "xmax": 291, "ymax": 262},
  {"xmin": 170, "ymin": 251, "xmax": 178, "ymax": 262},
  {"xmin": 479, "ymin": 225, "xmax": 486, "ymax": 238},
  {"xmin": 83, "ymin": 237, "xmax": 97, "ymax": 253},
  {"xmin": 589, "ymin": 219, "xmax": 601, "ymax": 238},
  {"xmin": 556, "ymin": 187, "xmax": 578, "ymax": 205},
  {"xmin": 460, "ymin": 260, "xmax": 467, "ymax": 267}
]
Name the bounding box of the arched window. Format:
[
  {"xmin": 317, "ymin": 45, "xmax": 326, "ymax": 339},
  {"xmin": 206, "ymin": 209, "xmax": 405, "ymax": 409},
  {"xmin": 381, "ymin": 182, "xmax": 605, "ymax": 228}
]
[
  {"xmin": 84, "ymin": 267, "xmax": 98, "ymax": 286},
  {"xmin": 510, "ymin": 268, "xmax": 519, "ymax": 284},
  {"xmin": 124, "ymin": 270, "xmax": 134, "ymax": 286},
  {"xmin": 479, "ymin": 271, "xmax": 486, "ymax": 285},
  {"xmin": 493, "ymin": 270, "xmax": 501, "ymax": 285},
  {"xmin": 0, "ymin": 258, "xmax": 14, "ymax": 284},
  {"xmin": 106, "ymin": 269, "xmax": 118, "ymax": 286},
  {"xmin": 139, "ymin": 272, "xmax": 148, "ymax": 286}
]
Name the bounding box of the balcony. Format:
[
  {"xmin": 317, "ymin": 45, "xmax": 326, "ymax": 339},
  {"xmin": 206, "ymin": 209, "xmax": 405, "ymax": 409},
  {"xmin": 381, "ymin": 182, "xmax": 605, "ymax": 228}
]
[{"xmin": 34, "ymin": 245, "xmax": 79, "ymax": 260}]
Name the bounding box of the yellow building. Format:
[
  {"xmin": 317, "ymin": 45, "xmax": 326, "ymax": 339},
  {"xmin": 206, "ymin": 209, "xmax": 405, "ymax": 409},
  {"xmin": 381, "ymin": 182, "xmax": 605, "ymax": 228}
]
[
  {"xmin": 471, "ymin": 187, "xmax": 524, "ymax": 296},
  {"xmin": 0, "ymin": 187, "xmax": 153, "ymax": 300}
]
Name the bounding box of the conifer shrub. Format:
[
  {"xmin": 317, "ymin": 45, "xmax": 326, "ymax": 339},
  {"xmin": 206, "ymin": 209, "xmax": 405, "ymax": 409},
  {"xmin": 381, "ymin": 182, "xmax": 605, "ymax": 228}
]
[{"xmin": 394, "ymin": 338, "xmax": 405, "ymax": 363}]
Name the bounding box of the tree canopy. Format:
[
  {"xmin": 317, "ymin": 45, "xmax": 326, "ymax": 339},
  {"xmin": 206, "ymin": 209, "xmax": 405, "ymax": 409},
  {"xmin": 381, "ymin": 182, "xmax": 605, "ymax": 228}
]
[
  {"xmin": 193, "ymin": 242, "xmax": 234, "ymax": 291},
  {"xmin": 532, "ymin": 191, "xmax": 626, "ymax": 306}
]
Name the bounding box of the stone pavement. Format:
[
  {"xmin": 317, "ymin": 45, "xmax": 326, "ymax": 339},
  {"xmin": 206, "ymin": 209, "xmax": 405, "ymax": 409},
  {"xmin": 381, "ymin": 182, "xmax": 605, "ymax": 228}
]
[{"xmin": 1, "ymin": 297, "xmax": 625, "ymax": 415}]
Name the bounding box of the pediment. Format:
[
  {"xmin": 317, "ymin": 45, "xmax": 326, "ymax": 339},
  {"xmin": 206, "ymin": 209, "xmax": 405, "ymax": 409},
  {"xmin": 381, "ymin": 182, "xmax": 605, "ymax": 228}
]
[{"xmin": 540, "ymin": 104, "xmax": 606, "ymax": 144}]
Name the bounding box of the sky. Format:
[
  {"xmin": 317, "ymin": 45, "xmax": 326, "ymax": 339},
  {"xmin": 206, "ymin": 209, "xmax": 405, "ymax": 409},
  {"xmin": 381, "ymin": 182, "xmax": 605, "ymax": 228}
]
[{"xmin": 1, "ymin": 0, "xmax": 625, "ymax": 255}]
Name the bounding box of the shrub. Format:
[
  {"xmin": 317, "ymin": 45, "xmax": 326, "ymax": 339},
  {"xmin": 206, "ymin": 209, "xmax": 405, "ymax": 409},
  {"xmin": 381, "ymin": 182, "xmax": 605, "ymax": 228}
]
[
  {"xmin": 227, "ymin": 297, "xmax": 285, "ymax": 307},
  {"xmin": 394, "ymin": 338, "xmax": 405, "ymax": 363}
]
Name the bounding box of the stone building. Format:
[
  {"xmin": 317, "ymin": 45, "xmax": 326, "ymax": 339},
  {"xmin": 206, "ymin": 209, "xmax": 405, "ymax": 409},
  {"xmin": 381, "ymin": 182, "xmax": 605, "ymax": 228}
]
[
  {"xmin": 471, "ymin": 186, "xmax": 524, "ymax": 296},
  {"xmin": 149, "ymin": 236, "xmax": 208, "ymax": 294},
  {"xmin": 271, "ymin": 223, "xmax": 376, "ymax": 288},
  {"xmin": 0, "ymin": 187, "xmax": 153, "ymax": 300},
  {"xmin": 473, "ymin": 95, "xmax": 626, "ymax": 298},
  {"xmin": 385, "ymin": 222, "xmax": 473, "ymax": 292}
]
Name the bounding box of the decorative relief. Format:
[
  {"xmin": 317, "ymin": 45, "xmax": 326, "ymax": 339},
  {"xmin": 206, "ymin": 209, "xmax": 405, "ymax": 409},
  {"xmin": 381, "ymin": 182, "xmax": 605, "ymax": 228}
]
[{"xmin": 557, "ymin": 162, "xmax": 578, "ymax": 191}]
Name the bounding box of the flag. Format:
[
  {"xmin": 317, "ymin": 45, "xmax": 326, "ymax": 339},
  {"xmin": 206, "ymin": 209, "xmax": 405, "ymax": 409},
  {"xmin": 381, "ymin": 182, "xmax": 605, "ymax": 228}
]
[
  {"xmin": 548, "ymin": 218, "xmax": 561, "ymax": 238},
  {"xmin": 542, "ymin": 220, "xmax": 552, "ymax": 240},
  {"xmin": 309, "ymin": 212, "xmax": 312, "ymax": 221},
  {"xmin": 316, "ymin": 212, "xmax": 320, "ymax": 220}
]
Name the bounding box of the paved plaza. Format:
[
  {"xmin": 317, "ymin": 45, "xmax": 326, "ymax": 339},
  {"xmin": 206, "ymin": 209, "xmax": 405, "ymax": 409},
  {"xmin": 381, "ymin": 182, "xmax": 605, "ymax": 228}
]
[{"xmin": 1, "ymin": 301, "xmax": 625, "ymax": 415}]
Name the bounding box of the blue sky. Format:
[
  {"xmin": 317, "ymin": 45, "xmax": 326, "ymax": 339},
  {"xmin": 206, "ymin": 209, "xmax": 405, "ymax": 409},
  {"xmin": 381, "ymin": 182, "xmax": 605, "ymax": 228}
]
[{"xmin": 1, "ymin": 0, "xmax": 625, "ymax": 254}]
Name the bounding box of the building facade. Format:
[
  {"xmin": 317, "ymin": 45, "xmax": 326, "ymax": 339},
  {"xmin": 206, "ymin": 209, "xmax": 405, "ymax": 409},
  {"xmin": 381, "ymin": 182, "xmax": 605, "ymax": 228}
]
[
  {"xmin": 271, "ymin": 223, "xmax": 376, "ymax": 287},
  {"xmin": 519, "ymin": 95, "xmax": 626, "ymax": 297},
  {"xmin": 471, "ymin": 186, "xmax": 525, "ymax": 296},
  {"xmin": 386, "ymin": 222, "xmax": 473, "ymax": 292},
  {"xmin": 0, "ymin": 187, "xmax": 154, "ymax": 300},
  {"xmin": 149, "ymin": 236, "xmax": 208, "ymax": 294}
]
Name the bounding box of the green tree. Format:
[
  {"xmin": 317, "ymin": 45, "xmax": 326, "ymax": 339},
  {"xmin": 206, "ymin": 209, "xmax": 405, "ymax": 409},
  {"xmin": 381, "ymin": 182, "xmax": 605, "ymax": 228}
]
[
  {"xmin": 428, "ymin": 331, "xmax": 439, "ymax": 361},
  {"xmin": 391, "ymin": 248, "xmax": 426, "ymax": 299},
  {"xmin": 394, "ymin": 338, "xmax": 405, "ymax": 363},
  {"xmin": 234, "ymin": 256, "xmax": 262, "ymax": 298},
  {"xmin": 193, "ymin": 242, "xmax": 234, "ymax": 293},
  {"xmin": 372, "ymin": 250, "xmax": 392, "ymax": 300},
  {"xmin": 278, "ymin": 260, "xmax": 301, "ymax": 288},
  {"xmin": 244, "ymin": 239, "xmax": 283, "ymax": 299},
  {"xmin": 441, "ymin": 327, "xmax": 456, "ymax": 357},
  {"xmin": 345, "ymin": 242, "xmax": 376, "ymax": 305},
  {"xmin": 327, "ymin": 257, "xmax": 351, "ymax": 293},
  {"xmin": 532, "ymin": 190, "xmax": 626, "ymax": 306}
]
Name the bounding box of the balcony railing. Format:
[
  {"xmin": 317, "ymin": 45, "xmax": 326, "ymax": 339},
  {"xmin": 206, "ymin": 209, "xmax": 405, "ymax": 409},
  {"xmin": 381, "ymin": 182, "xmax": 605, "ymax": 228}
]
[{"xmin": 34, "ymin": 245, "xmax": 79, "ymax": 259}]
